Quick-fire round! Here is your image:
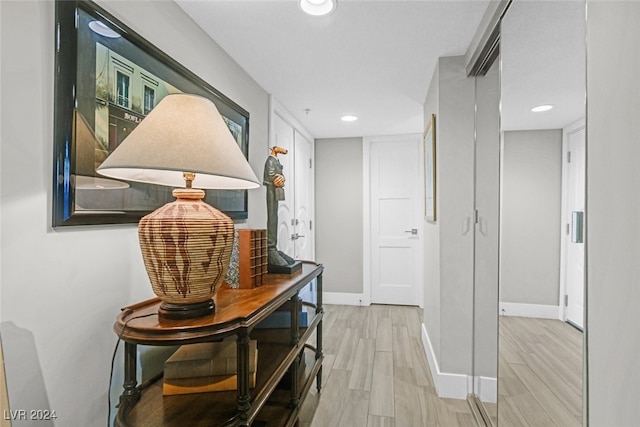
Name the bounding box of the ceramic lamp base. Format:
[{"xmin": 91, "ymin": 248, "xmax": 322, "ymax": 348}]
[
  {"xmin": 139, "ymin": 187, "xmax": 234, "ymax": 319},
  {"xmin": 159, "ymin": 299, "xmax": 215, "ymax": 319}
]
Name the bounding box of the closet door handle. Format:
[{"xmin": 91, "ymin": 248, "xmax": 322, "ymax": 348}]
[
  {"xmin": 404, "ymin": 229, "xmax": 418, "ymax": 235},
  {"xmin": 571, "ymin": 211, "xmax": 584, "ymax": 243}
]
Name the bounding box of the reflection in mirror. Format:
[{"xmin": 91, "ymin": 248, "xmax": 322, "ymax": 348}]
[
  {"xmin": 499, "ymin": 1, "xmax": 585, "ymax": 426},
  {"xmin": 471, "ymin": 57, "xmax": 500, "ymax": 426}
]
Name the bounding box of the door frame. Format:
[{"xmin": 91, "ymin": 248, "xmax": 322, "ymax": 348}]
[
  {"xmin": 268, "ymin": 96, "xmax": 316, "ymax": 261},
  {"xmin": 363, "ymin": 134, "xmax": 424, "ymax": 308},
  {"xmin": 559, "ymin": 118, "xmax": 586, "ymax": 323},
  {"xmin": 293, "ymin": 129, "xmax": 315, "ymax": 260}
]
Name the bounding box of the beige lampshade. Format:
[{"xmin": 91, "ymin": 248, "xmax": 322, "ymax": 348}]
[
  {"xmin": 96, "ymin": 93, "xmax": 259, "ymax": 189},
  {"xmin": 95, "ymin": 93, "xmax": 259, "ymax": 319}
]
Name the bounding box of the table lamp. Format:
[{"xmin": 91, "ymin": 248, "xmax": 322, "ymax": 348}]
[{"xmin": 97, "ymin": 93, "xmax": 260, "ymax": 319}]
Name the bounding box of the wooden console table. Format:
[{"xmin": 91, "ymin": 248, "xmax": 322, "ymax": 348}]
[{"xmin": 113, "ymin": 261, "xmax": 324, "ymax": 426}]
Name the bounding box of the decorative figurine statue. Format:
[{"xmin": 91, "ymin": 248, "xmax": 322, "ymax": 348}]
[{"xmin": 263, "ymin": 146, "xmax": 301, "ymax": 273}]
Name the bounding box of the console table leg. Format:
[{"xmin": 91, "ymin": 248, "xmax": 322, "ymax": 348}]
[
  {"xmin": 236, "ymin": 329, "xmax": 251, "ymax": 425},
  {"xmin": 316, "ymin": 272, "xmax": 324, "ymax": 393},
  {"xmin": 119, "ymin": 342, "xmax": 140, "ymax": 408},
  {"xmin": 289, "ymin": 292, "xmax": 300, "ymax": 407}
]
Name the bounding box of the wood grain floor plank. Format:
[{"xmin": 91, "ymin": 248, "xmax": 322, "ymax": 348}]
[
  {"xmin": 369, "ymin": 350, "xmax": 395, "ymax": 417},
  {"xmin": 337, "ymin": 389, "xmax": 371, "ymax": 427},
  {"xmin": 456, "ymin": 412, "xmax": 481, "ymax": 427},
  {"xmin": 402, "ymin": 306, "xmax": 422, "ymax": 338},
  {"xmin": 308, "ymin": 369, "xmax": 351, "ymax": 427},
  {"xmin": 362, "ymin": 306, "xmax": 380, "ymax": 340},
  {"xmin": 301, "ymin": 304, "xmax": 477, "ymax": 426},
  {"xmin": 499, "ymin": 316, "xmax": 583, "ymax": 427},
  {"xmin": 333, "ymin": 327, "xmax": 360, "ymax": 371},
  {"xmin": 348, "ymin": 338, "xmax": 376, "ymax": 391},
  {"xmin": 409, "ymin": 336, "xmax": 435, "ymax": 389},
  {"xmin": 511, "ymin": 363, "xmax": 581, "ymax": 426},
  {"xmin": 393, "ymin": 366, "xmax": 424, "ymax": 426},
  {"xmin": 504, "ymin": 392, "xmax": 558, "ymax": 427},
  {"xmin": 323, "ymin": 317, "xmax": 346, "ymax": 355},
  {"xmin": 497, "ymin": 397, "xmax": 533, "ymax": 427},
  {"xmin": 434, "ymin": 398, "xmax": 465, "ymax": 426},
  {"xmin": 534, "ymin": 340, "xmax": 582, "ymax": 380},
  {"xmin": 317, "ymin": 352, "xmax": 337, "ymax": 389},
  {"xmin": 375, "ymin": 316, "xmax": 393, "ymax": 352},
  {"xmin": 517, "ymin": 353, "xmax": 582, "ymax": 418},
  {"xmin": 390, "ymin": 305, "xmax": 407, "ymax": 327},
  {"xmin": 392, "ymin": 326, "xmax": 413, "ymax": 369},
  {"xmin": 367, "ymin": 415, "xmax": 396, "ymax": 427},
  {"xmin": 415, "ymin": 385, "xmax": 445, "ymax": 426}
]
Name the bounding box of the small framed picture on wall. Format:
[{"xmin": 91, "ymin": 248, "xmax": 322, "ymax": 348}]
[{"xmin": 424, "ymin": 114, "xmax": 436, "ymax": 222}]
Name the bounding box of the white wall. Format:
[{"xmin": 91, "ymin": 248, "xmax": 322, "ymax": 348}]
[
  {"xmin": 421, "ymin": 56, "xmax": 475, "ymax": 392},
  {"xmin": 500, "ymin": 129, "xmax": 562, "ymax": 308},
  {"xmin": 421, "ymin": 55, "xmax": 500, "ymax": 400},
  {"xmin": 315, "ymin": 138, "xmax": 363, "ymax": 296},
  {"xmin": 437, "ymin": 56, "xmax": 476, "ymax": 375},
  {"xmin": 586, "ymin": 1, "xmax": 640, "ymax": 424},
  {"xmin": 0, "ymin": 1, "xmax": 269, "ymax": 426},
  {"xmin": 473, "ymin": 61, "xmax": 500, "ymax": 381},
  {"xmin": 438, "ymin": 57, "xmax": 475, "ymax": 377},
  {"xmin": 423, "ymin": 64, "xmax": 441, "ymax": 361}
]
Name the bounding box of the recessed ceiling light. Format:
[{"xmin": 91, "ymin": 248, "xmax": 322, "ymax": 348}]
[
  {"xmin": 341, "ymin": 115, "xmax": 358, "ymax": 122},
  {"xmin": 88, "ymin": 21, "xmax": 121, "ymax": 38},
  {"xmin": 531, "ymin": 104, "xmax": 554, "ymax": 112},
  {"xmin": 299, "ymin": 0, "xmax": 337, "ymax": 16}
]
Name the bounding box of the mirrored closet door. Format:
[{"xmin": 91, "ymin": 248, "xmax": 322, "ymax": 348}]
[
  {"xmin": 498, "ymin": 1, "xmax": 586, "ymax": 425},
  {"xmin": 470, "ymin": 57, "xmax": 500, "ymax": 425}
]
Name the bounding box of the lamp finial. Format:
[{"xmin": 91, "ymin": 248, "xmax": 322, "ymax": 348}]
[{"xmin": 183, "ymin": 172, "xmax": 196, "ymax": 189}]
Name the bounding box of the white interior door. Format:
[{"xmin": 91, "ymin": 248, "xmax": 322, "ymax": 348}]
[
  {"xmin": 273, "ymin": 114, "xmax": 295, "ymax": 258},
  {"xmin": 370, "ymin": 136, "xmax": 421, "ymax": 306},
  {"xmin": 293, "ymin": 130, "xmax": 314, "ymax": 261},
  {"xmin": 565, "ymin": 125, "xmax": 586, "ymax": 329}
]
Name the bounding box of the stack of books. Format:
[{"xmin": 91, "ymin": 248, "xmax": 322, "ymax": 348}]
[
  {"xmin": 162, "ymin": 340, "xmax": 257, "ymax": 395},
  {"xmin": 238, "ymin": 229, "xmax": 268, "ymax": 288}
]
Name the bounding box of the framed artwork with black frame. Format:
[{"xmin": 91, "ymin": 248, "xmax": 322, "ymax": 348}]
[{"xmin": 53, "ymin": 0, "xmax": 251, "ymax": 226}]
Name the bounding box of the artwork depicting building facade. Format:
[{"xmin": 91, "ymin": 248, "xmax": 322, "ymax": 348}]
[
  {"xmin": 73, "ymin": 40, "xmax": 246, "ymax": 214},
  {"xmin": 94, "ymin": 42, "xmax": 179, "ymax": 155}
]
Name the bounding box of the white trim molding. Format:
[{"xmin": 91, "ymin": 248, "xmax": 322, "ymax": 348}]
[
  {"xmin": 559, "ymin": 118, "xmax": 586, "ymax": 323},
  {"xmin": 323, "ymin": 292, "xmax": 368, "ymax": 306},
  {"xmin": 362, "ymin": 139, "xmax": 372, "ymax": 306},
  {"xmin": 268, "ymin": 95, "xmax": 314, "ymax": 144},
  {"xmin": 499, "ymin": 302, "xmax": 562, "ymax": 320},
  {"xmin": 421, "ymin": 323, "xmax": 470, "ymax": 400},
  {"xmin": 474, "ymin": 376, "xmax": 497, "ymax": 404}
]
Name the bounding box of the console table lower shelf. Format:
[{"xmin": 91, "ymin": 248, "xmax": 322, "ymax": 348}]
[
  {"xmin": 117, "ymin": 329, "xmax": 322, "ymax": 427},
  {"xmin": 113, "ymin": 261, "xmax": 325, "ymax": 427}
]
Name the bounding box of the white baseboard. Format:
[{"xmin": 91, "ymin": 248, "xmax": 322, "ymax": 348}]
[
  {"xmin": 474, "ymin": 376, "xmax": 497, "ymax": 404},
  {"xmin": 322, "ymin": 292, "xmax": 367, "ymax": 306},
  {"xmin": 421, "ymin": 323, "xmax": 470, "ymax": 400},
  {"xmin": 500, "ymin": 302, "xmax": 561, "ymax": 320}
]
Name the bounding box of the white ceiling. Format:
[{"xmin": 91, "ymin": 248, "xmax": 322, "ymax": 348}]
[
  {"xmin": 501, "ymin": 1, "xmax": 586, "ymax": 131},
  {"xmin": 175, "ymin": 0, "xmax": 492, "ymax": 139}
]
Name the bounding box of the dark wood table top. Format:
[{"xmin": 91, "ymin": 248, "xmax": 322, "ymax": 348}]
[{"xmin": 113, "ymin": 261, "xmax": 323, "ymax": 345}]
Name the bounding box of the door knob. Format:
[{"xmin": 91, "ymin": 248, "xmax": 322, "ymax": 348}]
[{"xmin": 404, "ymin": 229, "xmax": 418, "ymax": 235}]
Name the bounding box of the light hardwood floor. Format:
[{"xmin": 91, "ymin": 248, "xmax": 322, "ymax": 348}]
[
  {"xmin": 498, "ymin": 316, "xmax": 583, "ymax": 427},
  {"xmin": 298, "ymin": 304, "xmax": 477, "ymax": 427},
  {"xmin": 295, "ymin": 306, "xmax": 583, "ymax": 427}
]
